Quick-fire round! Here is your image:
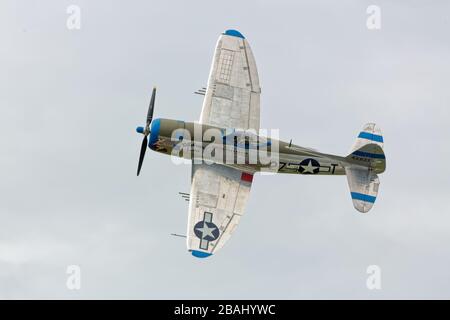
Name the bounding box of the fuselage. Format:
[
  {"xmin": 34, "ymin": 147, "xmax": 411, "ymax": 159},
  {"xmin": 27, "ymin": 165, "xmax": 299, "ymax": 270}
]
[{"xmin": 138, "ymin": 118, "xmax": 358, "ymax": 176}]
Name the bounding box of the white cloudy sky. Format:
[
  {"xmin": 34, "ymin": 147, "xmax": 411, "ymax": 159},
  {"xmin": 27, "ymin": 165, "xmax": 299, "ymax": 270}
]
[{"xmin": 1, "ymin": 0, "xmax": 450, "ymax": 299}]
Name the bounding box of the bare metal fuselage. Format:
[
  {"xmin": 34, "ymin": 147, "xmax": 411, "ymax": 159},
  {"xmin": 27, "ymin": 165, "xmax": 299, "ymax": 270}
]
[{"xmin": 144, "ymin": 118, "xmax": 385, "ymax": 176}]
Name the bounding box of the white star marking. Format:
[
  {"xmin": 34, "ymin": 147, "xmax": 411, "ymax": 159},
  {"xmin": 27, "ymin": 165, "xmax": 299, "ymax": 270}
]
[
  {"xmin": 301, "ymin": 160, "xmax": 319, "ymax": 173},
  {"xmin": 196, "ymin": 222, "xmax": 217, "ymax": 239}
]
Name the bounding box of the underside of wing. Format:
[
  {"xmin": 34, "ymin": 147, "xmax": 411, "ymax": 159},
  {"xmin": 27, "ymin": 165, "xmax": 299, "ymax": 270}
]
[
  {"xmin": 199, "ymin": 30, "xmax": 261, "ymax": 131},
  {"xmin": 187, "ymin": 163, "xmax": 254, "ymax": 258}
]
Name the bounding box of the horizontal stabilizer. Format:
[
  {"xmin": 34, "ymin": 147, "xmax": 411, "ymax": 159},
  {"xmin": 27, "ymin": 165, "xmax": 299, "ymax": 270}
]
[
  {"xmin": 345, "ymin": 166, "xmax": 379, "ymax": 213},
  {"xmin": 349, "ymin": 123, "xmax": 383, "ymax": 154}
]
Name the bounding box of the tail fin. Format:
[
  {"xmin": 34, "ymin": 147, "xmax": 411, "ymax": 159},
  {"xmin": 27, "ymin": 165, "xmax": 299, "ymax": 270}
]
[{"xmin": 345, "ymin": 123, "xmax": 386, "ymax": 213}]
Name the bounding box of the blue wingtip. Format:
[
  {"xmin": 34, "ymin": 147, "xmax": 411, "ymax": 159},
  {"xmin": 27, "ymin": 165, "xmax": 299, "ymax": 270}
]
[
  {"xmin": 224, "ymin": 29, "xmax": 245, "ymax": 39},
  {"xmin": 191, "ymin": 250, "xmax": 212, "ymax": 258}
]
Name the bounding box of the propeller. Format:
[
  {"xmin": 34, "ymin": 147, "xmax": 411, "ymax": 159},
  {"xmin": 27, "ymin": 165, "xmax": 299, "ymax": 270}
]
[{"xmin": 136, "ymin": 87, "xmax": 156, "ymax": 176}]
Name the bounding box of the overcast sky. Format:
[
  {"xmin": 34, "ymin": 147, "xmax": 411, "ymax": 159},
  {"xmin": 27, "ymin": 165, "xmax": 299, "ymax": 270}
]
[{"xmin": 1, "ymin": 0, "xmax": 450, "ymax": 299}]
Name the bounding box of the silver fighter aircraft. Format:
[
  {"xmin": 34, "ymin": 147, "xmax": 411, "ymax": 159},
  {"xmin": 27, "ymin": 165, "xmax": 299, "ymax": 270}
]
[{"xmin": 136, "ymin": 29, "xmax": 386, "ymax": 258}]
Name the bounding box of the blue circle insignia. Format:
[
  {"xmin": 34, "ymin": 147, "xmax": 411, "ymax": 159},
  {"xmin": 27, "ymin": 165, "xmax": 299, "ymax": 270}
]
[
  {"xmin": 194, "ymin": 221, "xmax": 220, "ymax": 241},
  {"xmin": 298, "ymin": 158, "xmax": 320, "ymax": 174}
]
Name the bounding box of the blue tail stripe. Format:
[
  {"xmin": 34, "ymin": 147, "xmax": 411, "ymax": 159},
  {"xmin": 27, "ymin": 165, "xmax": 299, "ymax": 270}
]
[
  {"xmin": 358, "ymin": 132, "xmax": 384, "ymax": 143},
  {"xmin": 351, "ymin": 192, "xmax": 376, "ymax": 203},
  {"xmin": 352, "ymin": 150, "xmax": 386, "ymax": 159}
]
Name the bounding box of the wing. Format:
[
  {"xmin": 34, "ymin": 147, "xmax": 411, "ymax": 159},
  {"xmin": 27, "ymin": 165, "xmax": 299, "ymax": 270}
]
[
  {"xmin": 187, "ymin": 163, "xmax": 253, "ymax": 258},
  {"xmin": 199, "ymin": 29, "xmax": 261, "ymax": 131}
]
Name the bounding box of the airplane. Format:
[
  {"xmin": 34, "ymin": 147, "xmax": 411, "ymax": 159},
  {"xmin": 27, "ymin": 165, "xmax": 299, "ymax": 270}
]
[{"xmin": 136, "ymin": 29, "xmax": 386, "ymax": 258}]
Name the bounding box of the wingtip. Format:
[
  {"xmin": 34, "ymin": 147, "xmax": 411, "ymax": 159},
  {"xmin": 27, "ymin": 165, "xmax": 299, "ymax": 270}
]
[
  {"xmin": 223, "ymin": 29, "xmax": 245, "ymax": 39},
  {"xmin": 190, "ymin": 250, "xmax": 213, "ymax": 258},
  {"xmin": 351, "ymin": 192, "xmax": 376, "ymax": 213}
]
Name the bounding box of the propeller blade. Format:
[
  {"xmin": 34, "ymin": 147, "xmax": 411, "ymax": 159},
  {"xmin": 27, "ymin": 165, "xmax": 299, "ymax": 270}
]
[
  {"xmin": 137, "ymin": 86, "xmax": 156, "ymax": 176},
  {"xmin": 146, "ymin": 87, "xmax": 156, "ymax": 126},
  {"xmin": 137, "ymin": 135, "xmax": 148, "ymax": 176}
]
